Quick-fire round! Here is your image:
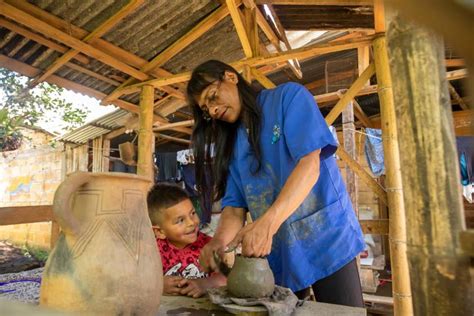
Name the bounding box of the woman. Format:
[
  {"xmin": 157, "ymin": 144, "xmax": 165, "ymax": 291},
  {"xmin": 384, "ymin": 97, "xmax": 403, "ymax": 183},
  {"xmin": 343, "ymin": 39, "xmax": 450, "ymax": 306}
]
[{"xmin": 187, "ymin": 60, "xmax": 365, "ymax": 307}]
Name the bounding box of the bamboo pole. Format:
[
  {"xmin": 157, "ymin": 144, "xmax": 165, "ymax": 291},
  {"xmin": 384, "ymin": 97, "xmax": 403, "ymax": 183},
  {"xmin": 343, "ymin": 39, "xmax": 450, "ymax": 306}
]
[
  {"xmin": 373, "ymin": 1, "xmax": 413, "ymax": 314},
  {"xmin": 137, "ymin": 85, "xmax": 155, "ymax": 181},
  {"xmin": 386, "ymin": 15, "xmax": 472, "ymax": 315}
]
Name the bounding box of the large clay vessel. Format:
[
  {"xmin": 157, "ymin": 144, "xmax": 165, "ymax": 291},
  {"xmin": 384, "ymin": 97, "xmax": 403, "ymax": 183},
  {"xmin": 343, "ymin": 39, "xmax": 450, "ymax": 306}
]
[
  {"xmin": 40, "ymin": 172, "xmax": 163, "ymax": 315},
  {"xmin": 227, "ymin": 255, "xmax": 275, "ymax": 298}
]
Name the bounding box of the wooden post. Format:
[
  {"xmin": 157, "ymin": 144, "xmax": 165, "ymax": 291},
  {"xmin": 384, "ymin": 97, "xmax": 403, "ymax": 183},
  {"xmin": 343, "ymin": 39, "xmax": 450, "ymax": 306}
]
[
  {"xmin": 373, "ymin": 33, "xmax": 413, "ymax": 316},
  {"xmin": 102, "ymin": 138, "xmax": 110, "ymax": 172},
  {"xmin": 342, "ymin": 102, "xmax": 358, "ymax": 216},
  {"xmin": 137, "ymin": 85, "xmax": 155, "ymax": 181},
  {"xmin": 387, "ymin": 15, "xmax": 472, "ymax": 315},
  {"xmin": 373, "ymin": 1, "xmax": 413, "ymax": 314}
]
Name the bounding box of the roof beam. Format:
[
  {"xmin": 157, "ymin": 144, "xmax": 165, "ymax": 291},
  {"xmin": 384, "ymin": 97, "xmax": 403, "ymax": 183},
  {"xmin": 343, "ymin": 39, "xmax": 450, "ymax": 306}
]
[
  {"xmin": 29, "ymin": 0, "xmax": 144, "ymax": 87},
  {"xmin": 0, "ymin": 2, "xmax": 149, "ymax": 81},
  {"xmin": 265, "ymin": 4, "xmax": 303, "ymax": 79},
  {"xmin": 227, "ymin": 0, "xmax": 253, "ymax": 57},
  {"xmin": 153, "ymin": 120, "xmax": 194, "ymax": 132},
  {"xmin": 448, "ymin": 83, "xmax": 469, "ymax": 110},
  {"xmin": 0, "ymin": 17, "xmax": 89, "ymax": 65},
  {"xmin": 155, "ymin": 133, "xmax": 191, "ymax": 145},
  {"xmin": 255, "ymin": 1, "xmax": 373, "ymax": 5},
  {"xmin": 4, "ymin": 0, "xmax": 182, "ymax": 98},
  {"xmin": 112, "ymin": 35, "xmax": 374, "ymax": 98},
  {"xmin": 103, "ymin": 1, "xmax": 234, "ymax": 104}
]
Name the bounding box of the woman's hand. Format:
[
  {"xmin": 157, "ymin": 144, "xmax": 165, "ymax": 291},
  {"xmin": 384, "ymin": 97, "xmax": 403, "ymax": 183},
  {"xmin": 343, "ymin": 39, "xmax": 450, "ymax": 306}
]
[
  {"xmin": 163, "ymin": 276, "xmax": 187, "ymax": 296},
  {"xmin": 227, "ymin": 211, "xmax": 279, "ymax": 257},
  {"xmin": 199, "ymin": 238, "xmax": 226, "ymax": 273}
]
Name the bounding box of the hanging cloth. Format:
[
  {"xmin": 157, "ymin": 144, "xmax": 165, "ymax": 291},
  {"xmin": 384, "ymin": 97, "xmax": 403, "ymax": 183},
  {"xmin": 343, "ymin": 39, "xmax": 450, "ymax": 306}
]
[{"xmin": 364, "ymin": 128, "xmax": 385, "ymax": 177}]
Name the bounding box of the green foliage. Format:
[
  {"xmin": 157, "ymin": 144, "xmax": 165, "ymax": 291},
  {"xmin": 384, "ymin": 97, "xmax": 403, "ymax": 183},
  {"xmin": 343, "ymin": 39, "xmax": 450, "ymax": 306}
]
[
  {"xmin": 22, "ymin": 244, "xmax": 50, "ymax": 263},
  {"xmin": 0, "ymin": 68, "xmax": 89, "ymax": 151}
]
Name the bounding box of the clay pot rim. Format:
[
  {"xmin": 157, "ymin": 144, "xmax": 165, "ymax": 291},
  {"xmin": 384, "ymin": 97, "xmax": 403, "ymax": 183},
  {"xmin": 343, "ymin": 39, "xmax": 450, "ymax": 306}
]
[{"xmin": 67, "ymin": 171, "xmax": 151, "ymax": 182}]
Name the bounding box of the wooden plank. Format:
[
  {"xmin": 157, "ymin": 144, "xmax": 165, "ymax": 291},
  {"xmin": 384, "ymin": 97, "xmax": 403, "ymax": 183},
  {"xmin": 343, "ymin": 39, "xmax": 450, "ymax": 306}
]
[
  {"xmin": 243, "ymin": 3, "xmax": 259, "ymax": 58},
  {"xmin": 445, "ymin": 58, "xmax": 465, "ymax": 68},
  {"xmin": 227, "ymin": 0, "xmax": 253, "ymax": 57},
  {"xmin": 256, "ymin": 0, "xmax": 373, "ymax": 4},
  {"xmin": 265, "ymin": 4, "xmax": 303, "ymax": 78},
  {"xmin": 0, "ymin": 2, "xmax": 148, "ymax": 81},
  {"xmin": 336, "ymin": 147, "xmax": 387, "ymax": 205},
  {"xmin": 352, "ymin": 98, "xmax": 374, "ymax": 127},
  {"xmin": 363, "ymin": 294, "xmax": 394, "ymax": 305},
  {"xmin": 114, "ymin": 36, "xmax": 374, "ymax": 97},
  {"xmin": 360, "ymin": 219, "xmax": 389, "ymax": 235},
  {"xmin": 156, "ymin": 133, "xmax": 191, "ymax": 145},
  {"xmin": 449, "ymin": 83, "xmax": 469, "ymax": 110},
  {"xmin": 453, "ymin": 109, "xmax": 474, "ymax": 136},
  {"xmin": 325, "ymin": 63, "xmax": 375, "ymax": 124},
  {"xmin": 459, "ymin": 230, "xmax": 474, "ymax": 257},
  {"xmin": 29, "ymin": 0, "xmax": 145, "ymax": 86},
  {"xmin": 0, "ymin": 17, "xmax": 89, "ymax": 65},
  {"xmin": 153, "ymin": 120, "xmax": 194, "ymax": 132},
  {"xmin": 250, "ymin": 67, "xmax": 276, "ymax": 88},
  {"xmin": 103, "ymin": 3, "xmax": 232, "ymax": 103},
  {"xmin": 0, "ymin": 205, "xmax": 53, "ymax": 225}
]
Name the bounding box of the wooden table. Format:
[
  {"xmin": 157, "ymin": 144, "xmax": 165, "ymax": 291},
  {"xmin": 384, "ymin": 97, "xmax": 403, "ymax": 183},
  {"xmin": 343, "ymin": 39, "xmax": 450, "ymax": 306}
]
[{"xmin": 158, "ymin": 295, "xmax": 366, "ymax": 315}]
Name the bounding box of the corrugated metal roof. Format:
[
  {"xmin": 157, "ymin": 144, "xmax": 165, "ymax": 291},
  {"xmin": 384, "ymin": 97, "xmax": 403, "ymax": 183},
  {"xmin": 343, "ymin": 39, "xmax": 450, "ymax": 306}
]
[{"xmin": 60, "ymin": 109, "xmax": 129, "ymax": 144}]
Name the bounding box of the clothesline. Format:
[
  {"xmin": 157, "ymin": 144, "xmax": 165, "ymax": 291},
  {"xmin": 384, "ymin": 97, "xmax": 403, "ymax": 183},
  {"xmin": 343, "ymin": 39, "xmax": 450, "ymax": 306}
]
[{"xmin": 343, "ymin": 128, "xmax": 382, "ymax": 140}]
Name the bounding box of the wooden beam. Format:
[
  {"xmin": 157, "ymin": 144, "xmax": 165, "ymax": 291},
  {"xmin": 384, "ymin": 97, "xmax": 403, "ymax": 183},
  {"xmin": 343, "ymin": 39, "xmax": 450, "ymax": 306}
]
[
  {"xmin": 448, "ymin": 83, "xmax": 469, "ymax": 110},
  {"xmin": 0, "ymin": 17, "xmax": 90, "ymax": 65},
  {"xmin": 29, "ymin": 0, "xmax": 144, "ymax": 87},
  {"xmin": 137, "ymin": 85, "xmax": 155, "ymax": 180},
  {"xmin": 452, "ymin": 109, "xmax": 474, "ymax": 136},
  {"xmin": 0, "ymin": 2, "xmax": 149, "ymax": 81},
  {"xmin": 113, "ymin": 36, "xmax": 374, "ymax": 98},
  {"xmin": 360, "ymin": 219, "xmax": 389, "ymax": 235},
  {"xmin": 265, "ymin": 4, "xmax": 303, "ymax": 79},
  {"xmin": 0, "ymin": 205, "xmax": 53, "ymax": 226},
  {"xmin": 153, "ymin": 120, "xmax": 194, "ymax": 132},
  {"xmin": 336, "ymin": 147, "xmax": 387, "ymax": 205},
  {"xmin": 243, "ymin": 3, "xmax": 259, "ymax": 58},
  {"xmin": 445, "ymin": 58, "xmax": 465, "ymax": 68},
  {"xmin": 227, "ymin": 0, "xmax": 253, "ymax": 57},
  {"xmin": 250, "ymin": 67, "xmax": 276, "ymax": 88},
  {"xmin": 352, "ymin": 98, "xmax": 374, "ymax": 128},
  {"xmin": 103, "ymin": 2, "xmax": 233, "ymax": 103},
  {"xmin": 255, "ymin": 0, "xmax": 373, "ymax": 4},
  {"xmin": 155, "ymin": 133, "xmax": 191, "ymax": 145},
  {"xmin": 374, "ymin": 28, "xmax": 413, "ymax": 314},
  {"xmin": 325, "ymin": 63, "xmax": 375, "ymax": 125},
  {"xmin": 305, "ymin": 70, "xmax": 356, "ymax": 91}
]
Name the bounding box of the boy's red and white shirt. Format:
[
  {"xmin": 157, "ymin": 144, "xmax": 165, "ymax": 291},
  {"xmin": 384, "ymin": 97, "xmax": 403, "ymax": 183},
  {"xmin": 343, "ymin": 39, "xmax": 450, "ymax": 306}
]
[{"xmin": 156, "ymin": 231, "xmax": 211, "ymax": 279}]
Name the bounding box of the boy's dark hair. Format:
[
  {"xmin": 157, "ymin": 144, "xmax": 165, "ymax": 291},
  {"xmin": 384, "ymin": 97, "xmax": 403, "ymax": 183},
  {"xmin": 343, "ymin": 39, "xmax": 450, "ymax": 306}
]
[{"xmin": 147, "ymin": 183, "xmax": 189, "ymax": 225}]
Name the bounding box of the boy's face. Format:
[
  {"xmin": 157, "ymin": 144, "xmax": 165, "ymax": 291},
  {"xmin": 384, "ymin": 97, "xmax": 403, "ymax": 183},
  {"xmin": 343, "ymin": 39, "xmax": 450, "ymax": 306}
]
[{"xmin": 154, "ymin": 199, "xmax": 200, "ymax": 249}]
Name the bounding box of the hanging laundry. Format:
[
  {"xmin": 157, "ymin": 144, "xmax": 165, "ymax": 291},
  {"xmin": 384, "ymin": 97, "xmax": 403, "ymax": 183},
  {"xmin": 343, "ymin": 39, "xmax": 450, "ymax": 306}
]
[
  {"xmin": 456, "ymin": 137, "xmax": 474, "ymax": 185},
  {"xmin": 364, "ymin": 128, "xmax": 385, "ymax": 177},
  {"xmin": 155, "ymin": 152, "xmax": 177, "ymax": 182}
]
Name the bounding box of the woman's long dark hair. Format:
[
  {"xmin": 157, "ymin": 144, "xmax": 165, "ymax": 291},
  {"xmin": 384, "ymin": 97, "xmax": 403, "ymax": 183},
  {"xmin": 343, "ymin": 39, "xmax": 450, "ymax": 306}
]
[{"xmin": 187, "ymin": 60, "xmax": 262, "ymax": 202}]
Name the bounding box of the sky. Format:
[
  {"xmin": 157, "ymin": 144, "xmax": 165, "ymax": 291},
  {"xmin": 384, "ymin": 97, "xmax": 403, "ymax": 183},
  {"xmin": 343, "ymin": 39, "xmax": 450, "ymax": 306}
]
[{"xmin": 38, "ymin": 89, "xmax": 116, "ymax": 135}]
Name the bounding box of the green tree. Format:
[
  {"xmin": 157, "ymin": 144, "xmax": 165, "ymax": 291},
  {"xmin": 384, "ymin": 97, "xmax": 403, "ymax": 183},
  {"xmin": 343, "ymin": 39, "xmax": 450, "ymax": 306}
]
[{"xmin": 0, "ymin": 68, "xmax": 89, "ymax": 151}]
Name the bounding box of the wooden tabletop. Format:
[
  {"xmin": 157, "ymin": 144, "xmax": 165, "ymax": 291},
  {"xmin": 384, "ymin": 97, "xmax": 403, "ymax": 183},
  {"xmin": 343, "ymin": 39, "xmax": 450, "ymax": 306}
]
[{"xmin": 158, "ymin": 295, "xmax": 366, "ymax": 315}]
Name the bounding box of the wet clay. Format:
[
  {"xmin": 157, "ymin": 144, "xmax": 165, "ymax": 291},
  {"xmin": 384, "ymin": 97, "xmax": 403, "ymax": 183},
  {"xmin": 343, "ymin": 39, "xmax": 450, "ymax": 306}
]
[
  {"xmin": 227, "ymin": 255, "xmax": 275, "ymax": 298},
  {"xmin": 40, "ymin": 172, "xmax": 163, "ymax": 314}
]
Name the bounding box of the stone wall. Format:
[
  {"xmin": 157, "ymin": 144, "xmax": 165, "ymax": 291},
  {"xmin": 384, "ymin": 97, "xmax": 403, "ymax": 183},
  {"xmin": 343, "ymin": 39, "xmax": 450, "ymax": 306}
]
[{"xmin": 0, "ymin": 128, "xmax": 64, "ymax": 249}]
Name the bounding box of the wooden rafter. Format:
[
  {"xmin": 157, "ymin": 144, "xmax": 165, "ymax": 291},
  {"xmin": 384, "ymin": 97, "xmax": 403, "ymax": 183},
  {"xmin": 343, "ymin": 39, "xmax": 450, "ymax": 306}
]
[
  {"xmin": 0, "ymin": 17, "xmax": 89, "ymax": 65},
  {"xmin": 448, "ymin": 83, "xmax": 469, "ymax": 110},
  {"xmin": 103, "ymin": 1, "xmax": 234, "ymax": 104},
  {"xmin": 29, "ymin": 0, "xmax": 145, "ymax": 87},
  {"xmin": 153, "ymin": 120, "xmax": 194, "ymax": 132},
  {"xmin": 0, "ymin": 2, "xmax": 149, "ymax": 81},
  {"xmin": 255, "ymin": 1, "xmax": 373, "ymax": 4},
  {"xmin": 352, "ymin": 98, "xmax": 374, "ymax": 128},
  {"xmin": 325, "ymin": 63, "xmax": 375, "ymax": 125},
  {"xmin": 227, "ymin": 0, "xmax": 253, "ymax": 57},
  {"xmin": 265, "ymin": 4, "xmax": 303, "ymax": 79},
  {"xmin": 155, "ymin": 133, "xmax": 191, "ymax": 145},
  {"xmin": 112, "ymin": 35, "xmax": 374, "ymax": 98},
  {"xmin": 4, "ymin": 0, "xmax": 182, "ymax": 98},
  {"xmin": 250, "ymin": 67, "xmax": 276, "ymax": 88}
]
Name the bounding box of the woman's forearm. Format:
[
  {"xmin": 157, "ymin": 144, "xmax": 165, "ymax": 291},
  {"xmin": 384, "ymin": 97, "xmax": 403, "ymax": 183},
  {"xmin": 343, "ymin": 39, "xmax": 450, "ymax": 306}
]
[
  {"xmin": 266, "ymin": 149, "xmax": 321, "ymax": 232},
  {"xmin": 213, "ymin": 206, "xmax": 246, "ymax": 245}
]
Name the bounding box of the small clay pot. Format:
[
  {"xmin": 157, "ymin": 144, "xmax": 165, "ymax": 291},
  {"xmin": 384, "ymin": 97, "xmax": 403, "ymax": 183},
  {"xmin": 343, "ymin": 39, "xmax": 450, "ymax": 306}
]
[{"xmin": 227, "ymin": 255, "xmax": 275, "ymax": 298}]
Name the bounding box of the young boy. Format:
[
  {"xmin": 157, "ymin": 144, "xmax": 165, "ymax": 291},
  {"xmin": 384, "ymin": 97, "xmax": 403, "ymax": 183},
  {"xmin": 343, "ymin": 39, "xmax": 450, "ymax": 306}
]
[{"xmin": 147, "ymin": 183, "xmax": 226, "ymax": 298}]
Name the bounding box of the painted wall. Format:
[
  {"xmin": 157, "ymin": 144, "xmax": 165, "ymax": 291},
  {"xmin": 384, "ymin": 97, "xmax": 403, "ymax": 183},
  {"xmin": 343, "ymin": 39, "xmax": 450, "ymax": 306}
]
[{"xmin": 0, "ymin": 128, "xmax": 64, "ymax": 249}]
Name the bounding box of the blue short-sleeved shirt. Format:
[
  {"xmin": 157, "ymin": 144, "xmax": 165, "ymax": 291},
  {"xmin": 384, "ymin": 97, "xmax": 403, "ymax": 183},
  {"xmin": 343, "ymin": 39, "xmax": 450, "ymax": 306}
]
[{"xmin": 221, "ymin": 82, "xmax": 365, "ymax": 292}]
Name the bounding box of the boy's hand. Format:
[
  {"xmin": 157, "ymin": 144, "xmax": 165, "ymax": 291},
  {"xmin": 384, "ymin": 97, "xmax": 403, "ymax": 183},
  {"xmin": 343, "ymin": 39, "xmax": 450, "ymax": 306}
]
[
  {"xmin": 199, "ymin": 239, "xmax": 226, "ymax": 273},
  {"xmin": 179, "ymin": 279, "xmax": 208, "ymax": 298},
  {"xmin": 163, "ymin": 276, "xmax": 187, "ymax": 296}
]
